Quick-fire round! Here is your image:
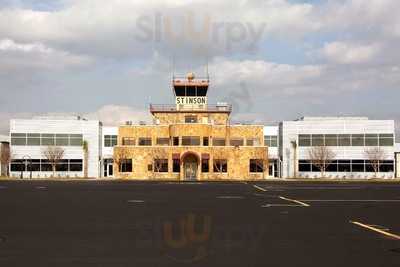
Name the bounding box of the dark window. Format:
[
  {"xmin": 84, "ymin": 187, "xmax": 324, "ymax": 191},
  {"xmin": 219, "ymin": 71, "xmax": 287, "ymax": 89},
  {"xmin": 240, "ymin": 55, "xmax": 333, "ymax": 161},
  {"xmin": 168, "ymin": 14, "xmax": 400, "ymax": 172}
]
[
  {"xmin": 185, "ymin": 116, "xmax": 198, "ymax": 123},
  {"xmin": 182, "ymin": 136, "xmax": 200, "ymax": 146},
  {"xmin": 365, "ymin": 134, "xmax": 378, "ymax": 146},
  {"xmin": 27, "ymin": 134, "xmax": 41, "ymax": 146},
  {"xmin": 104, "ymin": 135, "xmax": 118, "ymax": 147},
  {"xmin": 55, "ymin": 134, "xmax": 69, "ymax": 146},
  {"xmin": 250, "ymin": 159, "xmax": 264, "ymax": 173},
  {"xmin": 154, "ymin": 159, "xmax": 168, "ymax": 172},
  {"xmin": 11, "ymin": 160, "xmax": 25, "ymax": 172},
  {"xmin": 56, "ymin": 159, "xmax": 69, "ymax": 171},
  {"xmin": 213, "ymin": 159, "xmax": 227, "ymax": 173},
  {"xmin": 299, "ymin": 160, "xmax": 312, "ymax": 171},
  {"xmin": 138, "ymin": 138, "xmax": 152, "ymax": 146},
  {"xmin": 119, "ymin": 159, "xmax": 132, "ymax": 173},
  {"xmin": 30, "ymin": 159, "xmax": 41, "ymax": 172},
  {"xmin": 326, "ymin": 161, "xmax": 338, "ymax": 172},
  {"xmin": 351, "ymin": 134, "xmax": 364, "ymax": 146},
  {"xmin": 201, "ymin": 159, "xmax": 209, "ymax": 172},
  {"xmin": 40, "ymin": 160, "xmax": 52, "ymax": 172},
  {"xmin": 41, "ymin": 134, "xmax": 55, "ymax": 146},
  {"xmin": 203, "ymin": 137, "xmax": 209, "ymax": 146},
  {"xmin": 338, "ymin": 160, "xmax": 351, "ymax": 172},
  {"xmin": 213, "ymin": 138, "xmax": 226, "ymax": 146},
  {"xmin": 379, "ymin": 134, "xmax": 394, "ymax": 146},
  {"xmin": 380, "ymin": 160, "xmax": 394, "ymax": 172},
  {"xmin": 264, "ymin": 136, "xmax": 278, "ymax": 147},
  {"xmin": 196, "ymin": 86, "xmax": 208, "ymax": 96},
  {"xmin": 11, "ymin": 133, "xmax": 27, "ymax": 146},
  {"xmin": 147, "ymin": 164, "xmax": 153, "ymax": 171},
  {"xmin": 311, "ymin": 135, "xmax": 324, "ymax": 146},
  {"xmin": 122, "ymin": 137, "xmax": 135, "ymax": 146},
  {"xmin": 186, "ymin": 86, "xmax": 196, "ymax": 96},
  {"xmin": 70, "ymin": 134, "xmax": 83, "ymax": 146},
  {"xmin": 156, "ymin": 138, "xmax": 170, "ymax": 146},
  {"xmin": 70, "ymin": 159, "xmax": 83, "ymax": 172},
  {"xmin": 325, "ymin": 135, "xmax": 338, "ymax": 146},
  {"xmin": 230, "ymin": 138, "xmax": 244, "ymax": 146},
  {"xmin": 173, "ymin": 159, "xmax": 180, "ymax": 173},
  {"xmin": 339, "ymin": 135, "xmax": 351, "ymax": 146},
  {"xmin": 173, "ymin": 137, "xmax": 179, "ymax": 146},
  {"xmin": 298, "ymin": 135, "xmax": 311, "ymax": 147},
  {"xmin": 351, "ymin": 160, "xmax": 365, "ymax": 172},
  {"xmin": 246, "ymin": 138, "xmax": 259, "ymax": 146},
  {"xmin": 174, "ymin": 86, "xmax": 186, "ymax": 96}
]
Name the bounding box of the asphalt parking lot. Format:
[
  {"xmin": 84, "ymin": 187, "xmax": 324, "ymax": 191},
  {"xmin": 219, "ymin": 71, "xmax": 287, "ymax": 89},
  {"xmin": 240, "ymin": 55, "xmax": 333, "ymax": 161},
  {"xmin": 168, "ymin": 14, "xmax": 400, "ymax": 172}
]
[{"xmin": 0, "ymin": 180, "xmax": 399, "ymax": 267}]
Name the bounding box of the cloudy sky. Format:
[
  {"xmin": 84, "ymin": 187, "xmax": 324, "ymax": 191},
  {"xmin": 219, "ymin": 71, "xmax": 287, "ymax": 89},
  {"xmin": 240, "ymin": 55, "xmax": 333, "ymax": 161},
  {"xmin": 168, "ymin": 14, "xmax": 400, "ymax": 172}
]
[{"xmin": 1, "ymin": 0, "xmax": 399, "ymax": 135}]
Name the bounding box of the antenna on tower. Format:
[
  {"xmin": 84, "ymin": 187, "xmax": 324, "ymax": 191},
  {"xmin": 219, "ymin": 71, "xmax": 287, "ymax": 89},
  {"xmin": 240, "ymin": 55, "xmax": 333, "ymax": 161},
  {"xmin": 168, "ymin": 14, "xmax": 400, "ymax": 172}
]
[{"xmin": 172, "ymin": 55, "xmax": 176, "ymax": 80}]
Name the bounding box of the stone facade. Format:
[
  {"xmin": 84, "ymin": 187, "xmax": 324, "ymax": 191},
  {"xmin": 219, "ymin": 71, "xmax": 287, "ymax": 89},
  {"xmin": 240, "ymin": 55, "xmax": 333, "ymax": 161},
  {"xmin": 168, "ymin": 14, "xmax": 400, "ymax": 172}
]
[{"xmin": 113, "ymin": 74, "xmax": 268, "ymax": 180}]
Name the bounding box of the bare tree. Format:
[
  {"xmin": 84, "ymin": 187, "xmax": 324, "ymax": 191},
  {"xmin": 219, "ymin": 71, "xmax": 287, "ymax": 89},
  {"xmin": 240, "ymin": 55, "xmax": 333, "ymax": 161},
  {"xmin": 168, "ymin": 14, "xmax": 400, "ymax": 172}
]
[
  {"xmin": 365, "ymin": 147, "xmax": 385, "ymax": 178},
  {"xmin": 42, "ymin": 146, "xmax": 65, "ymax": 177},
  {"xmin": 308, "ymin": 146, "xmax": 336, "ymax": 178},
  {"xmin": 113, "ymin": 148, "xmax": 130, "ymax": 174},
  {"xmin": 212, "ymin": 148, "xmax": 226, "ymax": 175},
  {"xmin": 150, "ymin": 148, "xmax": 168, "ymax": 175},
  {"xmin": 0, "ymin": 144, "xmax": 12, "ymax": 177}
]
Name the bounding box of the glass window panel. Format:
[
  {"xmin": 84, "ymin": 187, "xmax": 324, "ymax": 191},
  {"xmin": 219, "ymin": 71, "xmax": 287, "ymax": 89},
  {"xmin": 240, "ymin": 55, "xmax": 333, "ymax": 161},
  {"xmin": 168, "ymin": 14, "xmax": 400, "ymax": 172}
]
[
  {"xmin": 249, "ymin": 159, "xmax": 264, "ymax": 173},
  {"xmin": 11, "ymin": 133, "xmax": 27, "ymax": 137},
  {"xmin": 138, "ymin": 138, "xmax": 152, "ymax": 146},
  {"xmin": 326, "ymin": 161, "xmax": 338, "ymax": 172},
  {"xmin": 56, "ymin": 134, "xmax": 69, "ymax": 146},
  {"xmin": 299, "ymin": 160, "xmax": 312, "ymax": 172},
  {"xmin": 379, "ymin": 134, "xmax": 394, "ymax": 146},
  {"xmin": 41, "ymin": 134, "xmax": 55, "ymax": 146},
  {"xmin": 213, "ymin": 138, "xmax": 226, "ymax": 146},
  {"xmin": 156, "ymin": 138, "xmax": 170, "ymax": 146},
  {"xmin": 182, "ymin": 136, "xmax": 200, "ymax": 146},
  {"xmin": 173, "ymin": 159, "xmax": 180, "ymax": 173},
  {"xmin": 311, "ymin": 135, "xmax": 324, "ymax": 146},
  {"xmin": 298, "ymin": 135, "xmax": 311, "ymax": 147},
  {"xmin": 325, "ymin": 134, "xmax": 338, "ymax": 146},
  {"xmin": 230, "ymin": 139, "xmax": 244, "ymax": 146},
  {"xmin": 201, "ymin": 159, "xmax": 209, "ymax": 172},
  {"xmin": 213, "ymin": 159, "xmax": 227, "ymax": 173},
  {"xmin": 379, "ymin": 160, "xmax": 394, "ymax": 172},
  {"xmin": 365, "ymin": 134, "xmax": 378, "ymax": 146},
  {"xmin": 11, "ymin": 137, "xmax": 27, "ymax": 146},
  {"xmin": 203, "ymin": 137, "xmax": 209, "ymax": 146},
  {"xmin": 339, "ymin": 135, "xmax": 351, "ymax": 146},
  {"xmin": 70, "ymin": 138, "xmax": 82, "ymax": 146},
  {"xmin": 351, "ymin": 134, "xmax": 364, "ymax": 146},
  {"xmin": 122, "ymin": 138, "xmax": 135, "ymax": 146},
  {"xmin": 338, "ymin": 160, "xmax": 351, "ymax": 172}
]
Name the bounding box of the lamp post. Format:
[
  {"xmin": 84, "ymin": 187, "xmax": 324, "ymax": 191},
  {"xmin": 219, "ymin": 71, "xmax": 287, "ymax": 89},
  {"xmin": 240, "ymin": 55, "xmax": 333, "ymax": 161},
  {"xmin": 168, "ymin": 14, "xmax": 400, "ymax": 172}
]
[{"xmin": 22, "ymin": 155, "xmax": 32, "ymax": 179}]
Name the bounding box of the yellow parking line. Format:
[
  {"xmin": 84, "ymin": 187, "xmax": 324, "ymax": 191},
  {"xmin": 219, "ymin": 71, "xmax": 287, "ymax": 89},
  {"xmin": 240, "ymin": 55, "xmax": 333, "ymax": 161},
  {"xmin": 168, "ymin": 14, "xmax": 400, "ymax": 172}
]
[
  {"xmin": 350, "ymin": 221, "xmax": 400, "ymax": 240},
  {"xmin": 279, "ymin": 196, "xmax": 310, "ymax": 207},
  {"xmin": 253, "ymin": 185, "xmax": 267, "ymax": 192}
]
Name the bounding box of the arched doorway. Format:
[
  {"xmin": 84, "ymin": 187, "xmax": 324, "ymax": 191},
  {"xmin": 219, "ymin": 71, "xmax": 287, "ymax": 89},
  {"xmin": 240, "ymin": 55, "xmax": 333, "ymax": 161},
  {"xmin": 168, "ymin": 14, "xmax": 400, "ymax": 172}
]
[{"xmin": 182, "ymin": 152, "xmax": 199, "ymax": 180}]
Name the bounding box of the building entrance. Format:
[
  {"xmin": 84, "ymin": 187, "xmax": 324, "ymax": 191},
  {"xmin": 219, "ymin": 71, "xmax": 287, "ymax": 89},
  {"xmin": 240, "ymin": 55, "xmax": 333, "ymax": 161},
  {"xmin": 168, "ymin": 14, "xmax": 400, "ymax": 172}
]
[{"xmin": 183, "ymin": 154, "xmax": 198, "ymax": 180}]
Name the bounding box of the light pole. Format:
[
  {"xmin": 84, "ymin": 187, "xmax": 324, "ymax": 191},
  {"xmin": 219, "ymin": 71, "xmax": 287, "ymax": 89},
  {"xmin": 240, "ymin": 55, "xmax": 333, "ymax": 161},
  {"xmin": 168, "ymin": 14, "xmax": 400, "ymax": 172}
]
[{"xmin": 22, "ymin": 155, "xmax": 32, "ymax": 179}]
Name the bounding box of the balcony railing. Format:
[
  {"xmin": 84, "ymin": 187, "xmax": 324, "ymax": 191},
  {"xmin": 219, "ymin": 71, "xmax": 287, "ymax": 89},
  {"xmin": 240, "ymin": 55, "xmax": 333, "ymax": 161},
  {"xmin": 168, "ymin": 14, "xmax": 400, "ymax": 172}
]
[{"xmin": 149, "ymin": 104, "xmax": 232, "ymax": 113}]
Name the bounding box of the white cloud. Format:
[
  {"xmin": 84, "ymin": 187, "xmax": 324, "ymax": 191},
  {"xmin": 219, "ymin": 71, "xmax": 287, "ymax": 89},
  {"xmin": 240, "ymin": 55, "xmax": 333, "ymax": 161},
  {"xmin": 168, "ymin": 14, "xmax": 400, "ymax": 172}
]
[
  {"xmin": 0, "ymin": 39, "xmax": 92, "ymax": 72},
  {"xmin": 321, "ymin": 42, "xmax": 381, "ymax": 64}
]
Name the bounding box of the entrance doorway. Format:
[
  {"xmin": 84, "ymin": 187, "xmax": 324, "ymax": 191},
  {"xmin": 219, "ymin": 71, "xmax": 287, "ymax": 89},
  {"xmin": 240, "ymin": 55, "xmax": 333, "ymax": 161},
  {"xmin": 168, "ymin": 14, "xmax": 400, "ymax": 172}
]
[
  {"xmin": 183, "ymin": 154, "xmax": 198, "ymax": 180},
  {"xmin": 103, "ymin": 159, "xmax": 114, "ymax": 178}
]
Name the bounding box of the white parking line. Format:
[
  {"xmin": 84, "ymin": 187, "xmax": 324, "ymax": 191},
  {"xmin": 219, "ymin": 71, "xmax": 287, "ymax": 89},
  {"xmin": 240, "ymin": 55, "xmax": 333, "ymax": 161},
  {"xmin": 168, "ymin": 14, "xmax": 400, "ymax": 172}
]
[
  {"xmin": 253, "ymin": 185, "xmax": 267, "ymax": 192},
  {"xmin": 279, "ymin": 196, "xmax": 310, "ymax": 207},
  {"xmin": 299, "ymin": 199, "xmax": 400, "ymax": 203},
  {"xmin": 216, "ymin": 196, "xmax": 244, "ymax": 199},
  {"xmin": 262, "ymin": 204, "xmax": 301, "ymax": 208},
  {"xmin": 350, "ymin": 221, "xmax": 400, "ymax": 240},
  {"xmin": 127, "ymin": 200, "xmax": 145, "ymax": 203},
  {"xmin": 35, "ymin": 186, "xmax": 47, "ymax": 190}
]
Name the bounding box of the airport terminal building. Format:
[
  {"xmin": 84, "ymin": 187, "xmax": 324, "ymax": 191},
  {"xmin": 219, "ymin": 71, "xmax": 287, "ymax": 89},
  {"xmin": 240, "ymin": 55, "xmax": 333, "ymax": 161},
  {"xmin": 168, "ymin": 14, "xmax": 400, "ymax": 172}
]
[{"xmin": 6, "ymin": 75, "xmax": 399, "ymax": 180}]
